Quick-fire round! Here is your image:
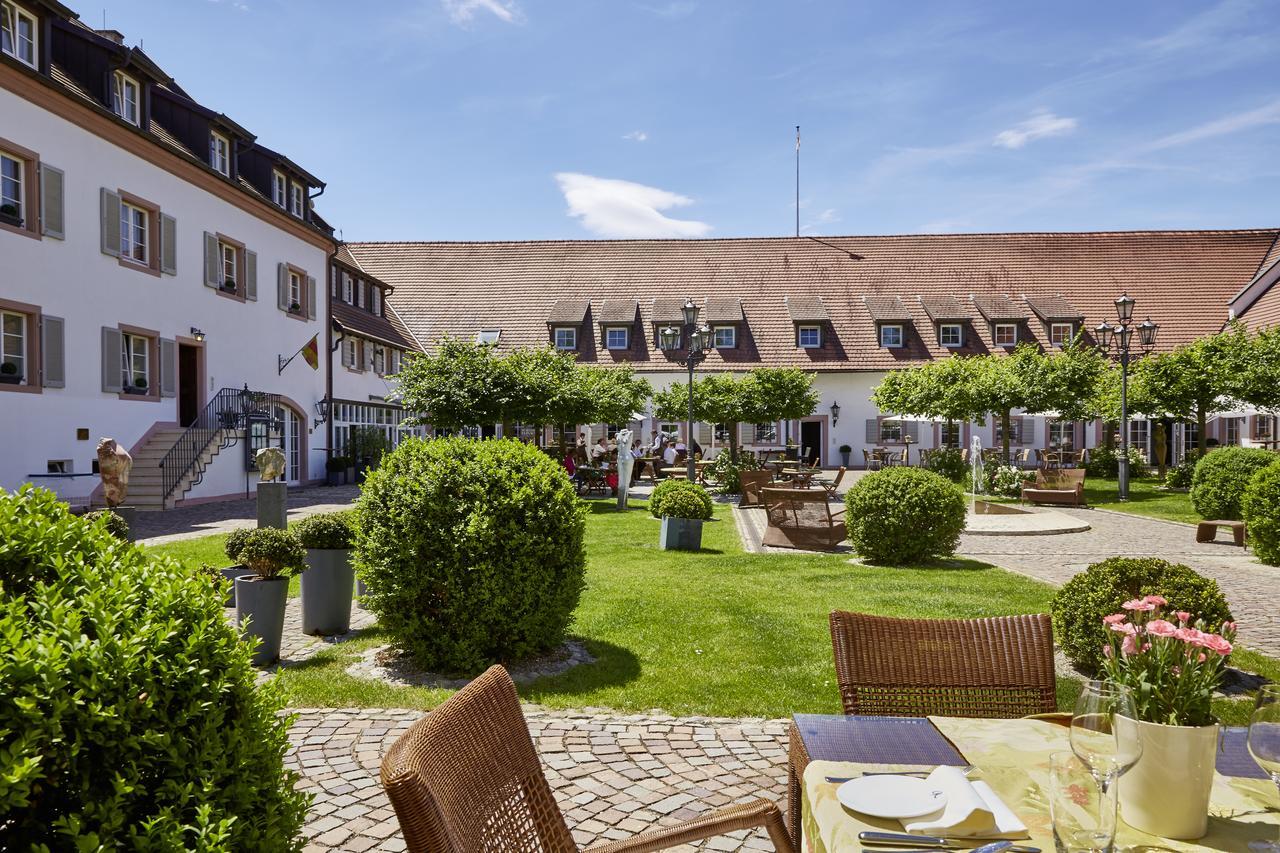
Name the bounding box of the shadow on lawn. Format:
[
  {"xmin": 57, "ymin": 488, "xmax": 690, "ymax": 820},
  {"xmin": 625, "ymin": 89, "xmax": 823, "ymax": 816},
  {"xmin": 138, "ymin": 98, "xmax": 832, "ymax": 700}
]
[{"xmin": 517, "ymin": 637, "xmax": 642, "ymax": 701}]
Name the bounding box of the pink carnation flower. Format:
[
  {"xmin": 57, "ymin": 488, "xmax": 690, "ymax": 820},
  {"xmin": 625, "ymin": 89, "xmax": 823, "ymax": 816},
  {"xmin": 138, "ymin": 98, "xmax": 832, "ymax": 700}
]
[
  {"xmin": 1122, "ymin": 598, "xmax": 1156, "ymax": 612},
  {"xmin": 1143, "ymin": 594, "xmax": 1168, "ymax": 606},
  {"xmin": 1121, "ymin": 634, "xmax": 1140, "ymax": 656},
  {"xmin": 1200, "ymin": 634, "xmax": 1233, "ymax": 656},
  {"xmin": 1175, "ymin": 627, "xmax": 1201, "ymax": 643},
  {"xmin": 1146, "ymin": 619, "xmax": 1178, "ymax": 638},
  {"xmin": 1110, "ymin": 622, "xmax": 1137, "ymax": 635},
  {"xmin": 1175, "ymin": 611, "xmax": 1192, "ymax": 625},
  {"xmin": 1102, "ymin": 645, "xmax": 1114, "ymax": 659},
  {"xmin": 1223, "ymin": 621, "xmax": 1238, "ymax": 635},
  {"xmin": 1102, "ymin": 613, "xmax": 1128, "ymax": 625}
]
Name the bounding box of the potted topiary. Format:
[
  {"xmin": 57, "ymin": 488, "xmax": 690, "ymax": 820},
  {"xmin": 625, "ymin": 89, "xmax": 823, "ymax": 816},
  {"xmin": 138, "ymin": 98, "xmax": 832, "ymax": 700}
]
[
  {"xmin": 656, "ymin": 480, "xmax": 713, "ymax": 551},
  {"xmin": 124, "ymin": 375, "xmax": 148, "ymax": 395},
  {"xmin": 293, "ymin": 511, "xmax": 356, "ymax": 635},
  {"xmin": 838, "ymin": 444, "xmax": 852, "ymax": 468},
  {"xmin": 289, "ymin": 300, "xmax": 301, "ymax": 314},
  {"xmin": 221, "ymin": 277, "xmax": 237, "ymax": 292},
  {"xmin": 232, "ymin": 527, "xmax": 305, "ymax": 665},
  {"xmin": 217, "ymin": 527, "xmax": 251, "ymax": 607},
  {"xmin": 0, "ymin": 202, "xmax": 21, "ymax": 228},
  {"xmin": 325, "ymin": 455, "xmax": 347, "ymax": 486},
  {"xmin": 0, "ymin": 361, "xmax": 20, "ymax": 385}
]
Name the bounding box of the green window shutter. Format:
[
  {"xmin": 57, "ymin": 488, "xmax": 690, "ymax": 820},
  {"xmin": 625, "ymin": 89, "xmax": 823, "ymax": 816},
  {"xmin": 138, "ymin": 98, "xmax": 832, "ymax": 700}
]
[
  {"xmin": 100, "ymin": 188, "xmax": 121, "ymax": 257},
  {"xmin": 203, "ymin": 232, "xmax": 219, "ymax": 288},
  {"xmin": 41, "ymin": 315, "xmax": 65, "ymax": 388},
  {"xmin": 159, "ymin": 338, "xmax": 177, "ymax": 397},
  {"xmin": 306, "ymin": 275, "xmax": 317, "ymax": 320},
  {"xmin": 160, "ymin": 214, "xmax": 177, "ymax": 275},
  {"xmin": 244, "ymin": 249, "xmax": 258, "ymax": 301},
  {"xmin": 277, "ymin": 263, "xmax": 288, "ymax": 311},
  {"xmin": 101, "ymin": 326, "xmax": 123, "ymax": 392},
  {"xmin": 40, "ymin": 164, "xmax": 65, "ymax": 239}
]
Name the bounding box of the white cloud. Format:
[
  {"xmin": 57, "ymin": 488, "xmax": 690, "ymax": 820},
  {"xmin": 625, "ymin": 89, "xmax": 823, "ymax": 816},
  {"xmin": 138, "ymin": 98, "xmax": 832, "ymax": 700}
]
[
  {"xmin": 622, "ymin": 130, "xmax": 649, "ymax": 142},
  {"xmin": 1146, "ymin": 99, "xmax": 1280, "ymax": 150},
  {"xmin": 554, "ymin": 173, "xmax": 711, "ymax": 238},
  {"xmin": 993, "ymin": 109, "xmax": 1078, "ymax": 149},
  {"xmin": 442, "ymin": 0, "xmax": 521, "ymax": 26}
]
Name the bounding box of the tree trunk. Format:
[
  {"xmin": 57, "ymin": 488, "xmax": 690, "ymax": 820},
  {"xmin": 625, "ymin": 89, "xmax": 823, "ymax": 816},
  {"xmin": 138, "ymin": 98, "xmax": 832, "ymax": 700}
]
[
  {"xmin": 1197, "ymin": 406, "xmax": 1208, "ymax": 456},
  {"xmin": 728, "ymin": 422, "xmax": 740, "ymax": 463},
  {"xmin": 1001, "ymin": 410, "xmax": 1012, "ymax": 463}
]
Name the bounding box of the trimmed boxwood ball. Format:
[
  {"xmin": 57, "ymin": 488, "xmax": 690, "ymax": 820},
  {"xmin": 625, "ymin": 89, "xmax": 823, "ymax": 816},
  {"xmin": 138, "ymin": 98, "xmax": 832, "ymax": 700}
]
[
  {"xmin": 1243, "ymin": 462, "xmax": 1280, "ymax": 566},
  {"xmin": 293, "ymin": 510, "xmax": 356, "ymax": 550},
  {"xmin": 653, "ymin": 480, "xmax": 714, "ymax": 520},
  {"xmin": 844, "ymin": 467, "xmax": 966, "ymax": 564},
  {"xmin": 83, "ymin": 507, "xmax": 129, "ymax": 540},
  {"xmin": 0, "ymin": 486, "xmax": 309, "ymax": 849},
  {"xmin": 1051, "ymin": 556, "xmax": 1234, "ymax": 672},
  {"xmin": 355, "ymin": 437, "xmax": 587, "ymax": 673},
  {"xmin": 224, "ymin": 526, "xmax": 251, "ymax": 563},
  {"xmin": 1191, "ymin": 446, "xmax": 1277, "ymax": 520},
  {"xmin": 235, "ymin": 527, "xmax": 306, "ymax": 579}
]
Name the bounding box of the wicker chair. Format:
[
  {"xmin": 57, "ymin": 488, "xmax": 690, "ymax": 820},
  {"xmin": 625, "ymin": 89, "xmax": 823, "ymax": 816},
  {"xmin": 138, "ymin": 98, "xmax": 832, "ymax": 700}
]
[
  {"xmin": 828, "ymin": 611, "xmax": 1057, "ymax": 718},
  {"xmin": 381, "ymin": 666, "xmax": 795, "ymax": 853}
]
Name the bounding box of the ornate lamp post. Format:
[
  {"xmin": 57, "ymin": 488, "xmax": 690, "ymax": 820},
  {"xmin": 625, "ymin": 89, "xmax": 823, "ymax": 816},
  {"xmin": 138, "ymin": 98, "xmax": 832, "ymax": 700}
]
[
  {"xmin": 659, "ymin": 298, "xmax": 711, "ymax": 482},
  {"xmin": 1094, "ymin": 293, "xmax": 1159, "ymax": 502}
]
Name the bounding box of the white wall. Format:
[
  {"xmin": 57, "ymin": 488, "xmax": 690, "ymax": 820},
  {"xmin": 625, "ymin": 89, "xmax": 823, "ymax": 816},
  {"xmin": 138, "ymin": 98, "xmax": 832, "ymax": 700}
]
[{"xmin": 0, "ymin": 86, "xmax": 329, "ymax": 502}]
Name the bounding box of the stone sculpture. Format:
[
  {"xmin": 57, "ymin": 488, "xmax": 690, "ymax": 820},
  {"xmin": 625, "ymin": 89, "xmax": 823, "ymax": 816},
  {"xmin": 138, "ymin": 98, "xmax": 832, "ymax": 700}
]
[
  {"xmin": 616, "ymin": 428, "xmax": 634, "ymax": 509},
  {"xmin": 256, "ymin": 446, "xmax": 286, "ymax": 482},
  {"xmin": 96, "ymin": 437, "xmax": 133, "ymax": 507}
]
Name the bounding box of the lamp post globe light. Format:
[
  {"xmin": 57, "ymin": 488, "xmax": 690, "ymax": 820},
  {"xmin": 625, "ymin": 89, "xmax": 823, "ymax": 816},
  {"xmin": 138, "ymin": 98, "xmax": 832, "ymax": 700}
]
[
  {"xmin": 1095, "ymin": 293, "xmax": 1159, "ymax": 502},
  {"xmin": 660, "ymin": 298, "xmax": 710, "ymax": 482}
]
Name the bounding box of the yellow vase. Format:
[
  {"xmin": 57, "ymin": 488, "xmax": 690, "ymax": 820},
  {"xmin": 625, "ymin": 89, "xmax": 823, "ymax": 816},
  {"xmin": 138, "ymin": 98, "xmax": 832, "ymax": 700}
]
[{"xmin": 1115, "ymin": 715, "xmax": 1219, "ymax": 840}]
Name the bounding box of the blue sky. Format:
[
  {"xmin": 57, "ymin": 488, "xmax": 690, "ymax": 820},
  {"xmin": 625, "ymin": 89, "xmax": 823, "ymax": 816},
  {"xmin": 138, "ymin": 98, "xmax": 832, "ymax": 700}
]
[{"xmin": 103, "ymin": 0, "xmax": 1280, "ymax": 241}]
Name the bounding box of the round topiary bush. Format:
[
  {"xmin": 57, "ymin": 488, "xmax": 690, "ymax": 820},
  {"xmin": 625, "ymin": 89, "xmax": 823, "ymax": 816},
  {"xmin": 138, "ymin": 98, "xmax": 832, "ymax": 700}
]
[
  {"xmin": 0, "ymin": 486, "xmax": 309, "ymax": 849},
  {"xmin": 83, "ymin": 507, "xmax": 130, "ymax": 540},
  {"xmin": 843, "ymin": 467, "xmax": 967, "ymax": 564},
  {"xmin": 355, "ymin": 437, "xmax": 586, "ymax": 673},
  {"xmin": 650, "ymin": 477, "xmax": 690, "ymax": 517},
  {"xmin": 293, "ymin": 510, "xmax": 356, "ymax": 550},
  {"xmin": 1191, "ymin": 446, "xmax": 1277, "ymax": 520},
  {"xmin": 224, "ymin": 526, "xmax": 251, "ymax": 563},
  {"xmin": 235, "ymin": 527, "xmax": 306, "ymax": 579},
  {"xmin": 652, "ymin": 480, "xmax": 713, "ymax": 520},
  {"xmin": 1051, "ymin": 556, "xmax": 1234, "ymax": 672},
  {"xmin": 924, "ymin": 447, "xmax": 968, "ymax": 484},
  {"xmin": 1243, "ymin": 462, "xmax": 1280, "ymax": 566}
]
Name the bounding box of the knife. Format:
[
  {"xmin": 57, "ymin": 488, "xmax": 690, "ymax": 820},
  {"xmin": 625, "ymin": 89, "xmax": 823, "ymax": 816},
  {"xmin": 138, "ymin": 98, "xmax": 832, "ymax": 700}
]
[
  {"xmin": 861, "ymin": 846, "xmax": 1013, "ymax": 853},
  {"xmin": 860, "ymin": 832, "xmax": 1034, "ymax": 852}
]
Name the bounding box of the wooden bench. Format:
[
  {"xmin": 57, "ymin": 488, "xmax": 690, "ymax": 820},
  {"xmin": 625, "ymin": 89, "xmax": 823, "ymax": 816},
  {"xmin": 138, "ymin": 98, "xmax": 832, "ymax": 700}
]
[
  {"xmin": 738, "ymin": 470, "xmax": 773, "ymax": 508},
  {"xmin": 1021, "ymin": 469, "xmax": 1086, "ymax": 507},
  {"xmin": 761, "ymin": 487, "xmax": 846, "ymax": 551},
  {"xmin": 1196, "ymin": 519, "xmax": 1246, "ymax": 546}
]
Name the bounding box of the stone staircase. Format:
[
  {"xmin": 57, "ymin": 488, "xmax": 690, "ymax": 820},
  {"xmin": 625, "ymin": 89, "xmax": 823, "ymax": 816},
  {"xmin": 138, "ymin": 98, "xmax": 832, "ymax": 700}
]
[{"xmin": 127, "ymin": 427, "xmax": 228, "ymax": 511}]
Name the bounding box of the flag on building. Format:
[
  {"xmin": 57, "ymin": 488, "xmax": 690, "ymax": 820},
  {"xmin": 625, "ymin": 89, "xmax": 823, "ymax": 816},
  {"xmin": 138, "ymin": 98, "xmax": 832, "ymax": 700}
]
[{"xmin": 301, "ymin": 334, "xmax": 319, "ymax": 370}]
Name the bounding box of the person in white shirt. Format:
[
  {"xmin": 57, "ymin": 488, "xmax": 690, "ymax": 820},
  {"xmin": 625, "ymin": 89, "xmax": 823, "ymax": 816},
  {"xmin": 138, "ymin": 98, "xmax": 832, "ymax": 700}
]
[{"xmin": 662, "ymin": 442, "xmax": 678, "ymax": 467}]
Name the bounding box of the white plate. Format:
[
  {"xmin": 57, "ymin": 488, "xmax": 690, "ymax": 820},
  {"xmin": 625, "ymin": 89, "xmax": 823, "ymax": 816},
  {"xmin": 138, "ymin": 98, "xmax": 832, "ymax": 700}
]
[{"xmin": 835, "ymin": 775, "xmax": 948, "ymax": 819}]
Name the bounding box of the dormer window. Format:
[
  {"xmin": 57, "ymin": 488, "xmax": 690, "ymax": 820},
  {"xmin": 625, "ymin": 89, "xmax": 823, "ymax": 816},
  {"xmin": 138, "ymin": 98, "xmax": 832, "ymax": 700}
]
[
  {"xmin": 1050, "ymin": 322, "xmax": 1074, "ymax": 347},
  {"xmin": 994, "ymin": 323, "xmax": 1018, "ymax": 347},
  {"xmin": 289, "ymin": 182, "xmax": 304, "ymax": 217},
  {"xmin": 712, "ymin": 326, "xmax": 736, "ymax": 349},
  {"xmin": 605, "ymin": 327, "xmax": 630, "ymax": 350},
  {"xmin": 879, "ymin": 324, "xmax": 904, "ymax": 348},
  {"xmin": 554, "ymin": 327, "xmax": 577, "ymax": 351},
  {"xmin": 111, "ymin": 72, "xmax": 140, "ymax": 126},
  {"xmin": 797, "ymin": 325, "xmax": 821, "ymax": 348},
  {"xmin": 939, "ymin": 323, "xmax": 963, "ymax": 348},
  {"xmin": 272, "ymin": 171, "xmax": 287, "ymax": 208},
  {"xmin": 476, "ymin": 329, "xmax": 501, "ymax": 346},
  {"xmin": 1, "ymin": 2, "xmax": 37, "ymax": 68},
  {"xmin": 209, "ymin": 132, "xmax": 230, "ymax": 177}
]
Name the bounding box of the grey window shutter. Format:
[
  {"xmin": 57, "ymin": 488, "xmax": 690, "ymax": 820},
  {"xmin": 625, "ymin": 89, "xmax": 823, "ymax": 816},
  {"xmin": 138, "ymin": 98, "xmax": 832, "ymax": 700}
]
[
  {"xmin": 159, "ymin": 338, "xmax": 177, "ymax": 397},
  {"xmin": 101, "ymin": 326, "xmax": 123, "ymax": 392},
  {"xmin": 1021, "ymin": 416, "xmax": 1036, "ymax": 446},
  {"xmin": 244, "ymin": 249, "xmax": 258, "ymax": 301},
  {"xmin": 160, "ymin": 214, "xmax": 177, "ymax": 274},
  {"xmin": 40, "ymin": 164, "xmax": 65, "ymax": 239},
  {"xmin": 865, "ymin": 419, "xmax": 879, "ymax": 444},
  {"xmin": 277, "ymin": 263, "xmax": 288, "ymax": 310},
  {"xmin": 696, "ymin": 422, "xmax": 712, "ymax": 445},
  {"xmin": 341, "ymin": 339, "xmax": 352, "ymax": 367},
  {"xmin": 203, "ymin": 232, "xmax": 219, "ymax": 288},
  {"xmin": 41, "ymin": 315, "xmax": 65, "ymax": 388},
  {"xmin": 100, "ymin": 188, "xmax": 121, "ymax": 257},
  {"xmin": 306, "ymin": 275, "xmax": 317, "ymax": 319},
  {"xmin": 903, "ymin": 420, "xmax": 921, "ymax": 442},
  {"xmin": 738, "ymin": 422, "xmax": 753, "ymax": 445}
]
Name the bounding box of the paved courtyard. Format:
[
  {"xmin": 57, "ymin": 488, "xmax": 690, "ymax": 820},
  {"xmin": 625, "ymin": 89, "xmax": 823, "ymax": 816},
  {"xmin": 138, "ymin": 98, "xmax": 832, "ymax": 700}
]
[{"xmin": 135, "ymin": 485, "xmax": 362, "ymax": 545}]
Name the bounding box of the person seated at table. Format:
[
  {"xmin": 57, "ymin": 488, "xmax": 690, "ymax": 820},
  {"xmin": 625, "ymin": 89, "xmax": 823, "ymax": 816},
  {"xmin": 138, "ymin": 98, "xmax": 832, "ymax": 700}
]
[
  {"xmin": 662, "ymin": 441, "xmax": 678, "ymax": 468},
  {"xmin": 690, "ymin": 437, "xmax": 703, "ymax": 460},
  {"xmin": 673, "ymin": 448, "xmax": 688, "ymax": 468},
  {"xmin": 573, "ymin": 444, "xmax": 589, "ymax": 468},
  {"xmin": 591, "ymin": 437, "xmax": 608, "ymax": 462}
]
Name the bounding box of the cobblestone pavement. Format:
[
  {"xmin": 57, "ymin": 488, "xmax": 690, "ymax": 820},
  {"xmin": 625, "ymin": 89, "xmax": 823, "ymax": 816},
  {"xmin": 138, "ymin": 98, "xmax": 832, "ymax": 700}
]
[
  {"xmin": 287, "ymin": 708, "xmax": 790, "ymax": 852},
  {"xmin": 958, "ymin": 507, "xmax": 1280, "ymax": 655},
  {"xmin": 135, "ymin": 485, "xmax": 362, "ymax": 545}
]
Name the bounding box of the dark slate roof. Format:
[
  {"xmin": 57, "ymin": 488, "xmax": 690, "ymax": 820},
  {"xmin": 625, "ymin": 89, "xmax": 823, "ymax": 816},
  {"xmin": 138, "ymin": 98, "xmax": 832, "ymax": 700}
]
[
  {"xmin": 1025, "ymin": 295, "xmax": 1084, "ymax": 322},
  {"xmin": 597, "ymin": 300, "xmax": 639, "ymax": 324},
  {"xmin": 918, "ymin": 295, "xmax": 971, "ymax": 321},
  {"xmin": 864, "ymin": 296, "xmax": 912, "ymax": 321},
  {"xmin": 703, "ymin": 297, "xmax": 744, "ymax": 323},
  {"xmin": 547, "ymin": 298, "xmax": 590, "ymax": 325},
  {"xmin": 786, "ymin": 296, "xmax": 830, "ymax": 322},
  {"xmin": 651, "ymin": 298, "xmax": 686, "ymax": 324},
  {"xmin": 331, "ymin": 301, "xmax": 418, "ymax": 351},
  {"xmin": 972, "ymin": 294, "xmax": 1029, "ymax": 322}
]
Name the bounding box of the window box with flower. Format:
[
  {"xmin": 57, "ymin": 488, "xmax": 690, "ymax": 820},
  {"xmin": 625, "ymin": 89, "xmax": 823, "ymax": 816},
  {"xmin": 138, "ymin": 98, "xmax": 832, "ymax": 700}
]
[
  {"xmin": 0, "ymin": 202, "xmax": 21, "ymax": 228},
  {"xmin": 0, "ymin": 360, "xmax": 20, "ymax": 384}
]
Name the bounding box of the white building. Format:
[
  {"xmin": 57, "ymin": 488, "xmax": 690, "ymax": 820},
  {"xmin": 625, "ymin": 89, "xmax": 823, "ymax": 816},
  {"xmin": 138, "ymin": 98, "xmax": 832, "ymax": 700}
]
[{"xmin": 0, "ymin": 2, "xmax": 333, "ymax": 508}]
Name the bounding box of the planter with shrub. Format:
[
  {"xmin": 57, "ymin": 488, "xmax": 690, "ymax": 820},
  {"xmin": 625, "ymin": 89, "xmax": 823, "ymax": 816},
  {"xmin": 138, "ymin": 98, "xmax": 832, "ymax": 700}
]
[
  {"xmin": 83, "ymin": 507, "xmax": 130, "ymax": 541},
  {"xmin": 215, "ymin": 527, "xmax": 252, "ymax": 607},
  {"xmin": 325, "ymin": 455, "xmax": 348, "ymax": 486},
  {"xmin": 1190, "ymin": 446, "xmax": 1277, "ymax": 520},
  {"xmin": 0, "ymin": 201, "xmax": 21, "ymax": 227},
  {"xmin": 0, "ymin": 486, "xmax": 309, "ymax": 849},
  {"xmin": 844, "ymin": 467, "xmax": 966, "ymax": 564},
  {"xmin": 924, "ymin": 446, "xmax": 968, "ymax": 484},
  {"xmin": 123, "ymin": 375, "xmax": 149, "ymax": 395},
  {"xmin": 355, "ymin": 436, "xmax": 586, "ymax": 674},
  {"xmin": 838, "ymin": 444, "xmax": 852, "ymax": 468},
  {"xmin": 1050, "ymin": 556, "xmax": 1234, "ymax": 672},
  {"xmin": 232, "ymin": 527, "xmax": 306, "ymax": 665},
  {"xmin": 293, "ymin": 511, "xmax": 357, "ymax": 635},
  {"xmin": 653, "ymin": 480, "xmax": 713, "ymax": 551},
  {"xmin": 1243, "ymin": 461, "xmax": 1280, "ymax": 566},
  {"xmin": 0, "ymin": 360, "xmax": 20, "ymax": 384}
]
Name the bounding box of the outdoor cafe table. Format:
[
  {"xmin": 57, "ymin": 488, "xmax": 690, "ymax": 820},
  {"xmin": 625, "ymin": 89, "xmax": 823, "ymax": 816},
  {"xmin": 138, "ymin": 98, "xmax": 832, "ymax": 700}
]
[{"xmin": 791, "ymin": 714, "xmax": 1278, "ymax": 852}]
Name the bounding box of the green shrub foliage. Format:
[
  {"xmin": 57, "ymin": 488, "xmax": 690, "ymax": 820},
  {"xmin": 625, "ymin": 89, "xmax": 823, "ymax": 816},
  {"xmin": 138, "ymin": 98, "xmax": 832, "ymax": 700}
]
[
  {"xmin": 224, "ymin": 527, "xmax": 251, "ymax": 563},
  {"xmin": 235, "ymin": 527, "xmax": 306, "ymax": 579},
  {"xmin": 844, "ymin": 467, "xmax": 966, "ymax": 564},
  {"xmin": 1190, "ymin": 447, "xmax": 1277, "ymax": 520},
  {"xmin": 705, "ymin": 452, "xmax": 761, "ymax": 495},
  {"xmin": 1051, "ymin": 556, "xmax": 1234, "ymax": 672},
  {"xmin": 924, "ymin": 447, "xmax": 968, "ymax": 484},
  {"xmin": 1164, "ymin": 458, "xmax": 1196, "ymax": 490},
  {"xmin": 293, "ymin": 510, "xmax": 356, "ymax": 550},
  {"xmin": 1243, "ymin": 462, "xmax": 1280, "ymax": 566},
  {"xmin": 649, "ymin": 477, "xmax": 686, "ymax": 517},
  {"xmin": 1084, "ymin": 444, "xmax": 1147, "ymax": 479},
  {"xmin": 0, "ymin": 486, "xmax": 309, "ymax": 849},
  {"xmin": 652, "ymin": 480, "xmax": 714, "ymax": 520},
  {"xmin": 83, "ymin": 508, "xmax": 130, "ymax": 540},
  {"xmin": 355, "ymin": 437, "xmax": 586, "ymax": 673}
]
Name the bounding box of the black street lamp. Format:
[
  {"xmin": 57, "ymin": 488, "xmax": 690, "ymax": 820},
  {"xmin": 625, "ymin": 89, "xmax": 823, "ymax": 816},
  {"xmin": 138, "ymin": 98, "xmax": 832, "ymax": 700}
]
[
  {"xmin": 1094, "ymin": 293, "xmax": 1159, "ymax": 502},
  {"xmin": 659, "ymin": 298, "xmax": 711, "ymax": 482}
]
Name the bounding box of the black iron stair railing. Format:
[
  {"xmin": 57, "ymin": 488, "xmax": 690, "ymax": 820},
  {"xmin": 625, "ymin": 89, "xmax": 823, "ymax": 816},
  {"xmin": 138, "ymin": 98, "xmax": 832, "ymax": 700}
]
[{"xmin": 159, "ymin": 386, "xmax": 278, "ymax": 504}]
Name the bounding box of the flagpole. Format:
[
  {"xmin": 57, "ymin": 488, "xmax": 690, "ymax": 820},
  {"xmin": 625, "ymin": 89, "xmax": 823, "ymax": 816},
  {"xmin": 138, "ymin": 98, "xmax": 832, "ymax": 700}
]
[{"xmin": 795, "ymin": 125, "xmax": 800, "ymax": 237}]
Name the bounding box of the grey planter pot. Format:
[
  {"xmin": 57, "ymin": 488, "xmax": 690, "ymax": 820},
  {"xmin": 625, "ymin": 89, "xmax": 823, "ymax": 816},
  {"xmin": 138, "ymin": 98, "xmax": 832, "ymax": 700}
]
[
  {"xmin": 219, "ymin": 565, "xmax": 244, "ymax": 607},
  {"xmin": 659, "ymin": 516, "xmax": 703, "ymax": 551},
  {"xmin": 301, "ymin": 548, "xmax": 355, "ymax": 636},
  {"xmin": 840, "ymin": 451, "xmax": 851, "ymax": 468},
  {"xmin": 235, "ymin": 575, "xmax": 288, "ymax": 666}
]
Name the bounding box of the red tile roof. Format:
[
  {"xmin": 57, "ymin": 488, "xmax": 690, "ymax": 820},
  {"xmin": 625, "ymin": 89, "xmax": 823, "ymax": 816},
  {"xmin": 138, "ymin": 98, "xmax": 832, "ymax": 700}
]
[
  {"xmin": 348, "ymin": 230, "xmax": 1279, "ymax": 373},
  {"xmin": 331, "ymin": 301, "xmax": 418, "ymax": 351},
  {"xmin": 1025, "ymin": 295, "xmax": 1084, "ymax": 322}
]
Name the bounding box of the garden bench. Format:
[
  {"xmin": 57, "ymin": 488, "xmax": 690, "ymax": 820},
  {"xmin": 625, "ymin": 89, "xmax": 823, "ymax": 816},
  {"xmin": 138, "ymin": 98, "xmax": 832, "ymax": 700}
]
[
  {"xmin": 1020, "ymin": 468, "xmax": 1086, "ymax": 507},
  {"xmin": 738, "ymin": 470, "xmax": 773, "ymax": 507},
  {"xmin": 760, "ymin": 487, "xmax": 846, "ymax": 551},
  {"xmin": 1196, "ymin": 519, "xmax": 1246, "ymax": 546}
]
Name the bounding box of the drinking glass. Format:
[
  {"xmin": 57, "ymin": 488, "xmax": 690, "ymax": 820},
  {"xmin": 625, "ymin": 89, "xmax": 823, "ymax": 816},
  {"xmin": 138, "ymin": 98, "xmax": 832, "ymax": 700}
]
[
  {"xmin": 1070, "ymin": 681, "xmax": 1142, "ymax": 792},
  {"xmin": 1049, "ymin": 751, "xmax": 1116, "ymax": 853},
  {"xmin": 1248, "ymin": 684, "xmax": 1280, "ymax": 852}
]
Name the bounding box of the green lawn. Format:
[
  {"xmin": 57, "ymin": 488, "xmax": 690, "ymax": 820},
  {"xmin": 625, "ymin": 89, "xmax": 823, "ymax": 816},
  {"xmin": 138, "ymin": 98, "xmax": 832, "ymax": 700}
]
[{"xmin": 1083, "ymin": 477, "xmax": 1198, "ymax": 525}]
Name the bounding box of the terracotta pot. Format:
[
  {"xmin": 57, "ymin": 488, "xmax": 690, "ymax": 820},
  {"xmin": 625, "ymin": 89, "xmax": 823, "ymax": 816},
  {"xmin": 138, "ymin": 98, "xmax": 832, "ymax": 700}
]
[{"xmin": 1115, "ymin": 715, "xmax": 1218, "ymax": 839}]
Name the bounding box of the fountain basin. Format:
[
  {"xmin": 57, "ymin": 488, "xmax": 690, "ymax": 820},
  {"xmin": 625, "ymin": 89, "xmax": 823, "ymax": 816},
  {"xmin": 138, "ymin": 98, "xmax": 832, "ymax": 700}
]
[{"xmin": 965, "ymin": 500, "xmax": 1091, "ymax": 536}]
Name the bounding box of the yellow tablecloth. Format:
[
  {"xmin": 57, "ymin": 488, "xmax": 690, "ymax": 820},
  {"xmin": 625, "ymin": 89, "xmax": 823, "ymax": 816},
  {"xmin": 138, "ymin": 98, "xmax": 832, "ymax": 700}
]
[{"xmin": 802, "ymin": 716, "xmax": 1279, "ymax": 852}]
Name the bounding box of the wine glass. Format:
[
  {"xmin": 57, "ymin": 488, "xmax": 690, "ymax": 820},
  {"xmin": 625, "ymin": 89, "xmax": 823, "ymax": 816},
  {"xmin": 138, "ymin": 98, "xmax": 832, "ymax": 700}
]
[
  {"xmin": 1071, "ymin": 680, "xmax": 1143, "ymax": 793},
  {"xmin": 1248, "ymin": 684, "xmax": 1280, "ymax": 852}
]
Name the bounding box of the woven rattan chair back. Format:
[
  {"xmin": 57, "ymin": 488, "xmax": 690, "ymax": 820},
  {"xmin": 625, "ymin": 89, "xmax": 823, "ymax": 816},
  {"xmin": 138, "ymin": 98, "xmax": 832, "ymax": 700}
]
[
  {"xmin": 381, "ymin": 666, "xmax": 578, "ymax": 853},
  {"xmin": 828, "ymin": 611, "xmax": 1057, "ymax": 719}
]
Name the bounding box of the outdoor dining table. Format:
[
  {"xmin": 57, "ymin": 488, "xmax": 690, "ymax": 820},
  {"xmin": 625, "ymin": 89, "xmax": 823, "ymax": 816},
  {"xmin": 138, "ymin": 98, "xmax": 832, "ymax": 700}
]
[
  {"xmin": 790, "ymin": 713, "xmax": 1278, "ymax": 853},
  {"xmin": 778, "ymin": 467, "xmax": 817, "ymax": 487}
]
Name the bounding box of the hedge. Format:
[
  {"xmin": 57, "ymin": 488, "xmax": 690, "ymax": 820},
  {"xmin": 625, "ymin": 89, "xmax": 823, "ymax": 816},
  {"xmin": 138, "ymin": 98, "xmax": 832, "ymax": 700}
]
[
  {"xmin": 1190, "ymin": 446, "xmax": 1277, "ymax": 520},
  {"xmin": 1243, "ymin": 462, "xmax": 1280, "ymax": 566},
  {"xmin": 844, "ymin": 467, "xmax": 967, "ymax": 564}
]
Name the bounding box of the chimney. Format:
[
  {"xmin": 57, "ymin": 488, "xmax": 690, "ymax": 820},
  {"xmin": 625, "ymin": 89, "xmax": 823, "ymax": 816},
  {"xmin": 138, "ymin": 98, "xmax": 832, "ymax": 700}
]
[{"xmin": 95, "ymin": 29, "xmax": 126, "ymax": 44}]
